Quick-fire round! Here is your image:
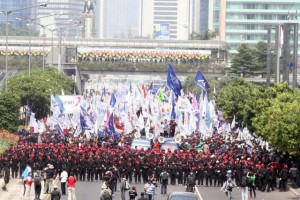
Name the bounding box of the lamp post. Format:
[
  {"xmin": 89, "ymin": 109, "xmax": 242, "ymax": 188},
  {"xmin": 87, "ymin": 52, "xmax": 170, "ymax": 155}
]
[
  {"xmin": 15, "ymin": 12, "xmax": 62, "ymax": 76},
  {"xmin": 0, "ymin": 3, "xmax": 47, "ymax": 92},
  {"xmin": 38, "ymin": 23, "xmax": 56, "ymax": 70}
]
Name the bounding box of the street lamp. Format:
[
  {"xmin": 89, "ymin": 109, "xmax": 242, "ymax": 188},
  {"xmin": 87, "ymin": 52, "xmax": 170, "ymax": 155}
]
[
  {"xmin": 15, "ymin": 12, "xmax": 62, "ymax": 76},
  {"xmin": 37, "ymin": 23, "xmax": 56, "ymax": 70},
  {"xmin": 0, "ymin": 3, "xmax": 47, "ymax": 92}
]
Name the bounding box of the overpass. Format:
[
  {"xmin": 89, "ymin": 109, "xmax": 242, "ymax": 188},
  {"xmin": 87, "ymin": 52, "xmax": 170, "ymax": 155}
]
[{"xmin": 0, "ymin": 36, "xmax": 230, "ymax": 51}]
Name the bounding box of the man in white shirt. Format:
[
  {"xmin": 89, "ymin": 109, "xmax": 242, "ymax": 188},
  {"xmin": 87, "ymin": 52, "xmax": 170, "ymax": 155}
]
[{"xmin": 60, "ymin": 169, "xmax": 68, "ymax": 195}]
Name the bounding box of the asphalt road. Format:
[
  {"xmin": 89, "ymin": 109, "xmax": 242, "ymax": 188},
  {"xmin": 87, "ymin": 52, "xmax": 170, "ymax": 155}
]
[{"xmin": 60, "ymin": 180, "xmax": 297, "ymax": 200}]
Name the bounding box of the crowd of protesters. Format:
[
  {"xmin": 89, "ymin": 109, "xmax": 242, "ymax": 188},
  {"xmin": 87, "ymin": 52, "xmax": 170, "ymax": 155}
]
[{"xmin": 0, "ymin": 126, "xmax": 299, "ymax": 199}]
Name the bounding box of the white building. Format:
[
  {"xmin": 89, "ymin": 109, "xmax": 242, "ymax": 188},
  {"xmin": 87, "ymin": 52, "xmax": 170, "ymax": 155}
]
[{"xmin": 141, "ymin": 0, "xmax": 200, "ymax": 40}]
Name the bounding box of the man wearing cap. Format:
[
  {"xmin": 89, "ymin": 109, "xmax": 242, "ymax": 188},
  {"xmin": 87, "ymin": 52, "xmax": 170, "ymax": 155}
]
[{"xmin": 51, "ymin": 185, "xmax": 61, "ymax": 200}]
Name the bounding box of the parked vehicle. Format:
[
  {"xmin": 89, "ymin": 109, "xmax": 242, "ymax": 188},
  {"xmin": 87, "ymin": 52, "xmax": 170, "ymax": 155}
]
[{"xmin": 167, "ymin": 192, "xmax": 199, "ymax": 200}]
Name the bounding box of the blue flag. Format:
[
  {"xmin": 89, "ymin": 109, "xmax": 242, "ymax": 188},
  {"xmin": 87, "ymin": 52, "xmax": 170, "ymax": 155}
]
[
  {"xmin": 167, "ymin": 64, "xmax": 182, "ymax": 96},
  {"xmin": 194, "ymin": 70, "xmax": 210, "ymax": 91},
  {"xmin": 108, "ymin": 113, "xmax": 115, "ymax": 134},
  {"xmin": 148, "ymin": 82, "xmax": 153, "ymax": 91},
  {"xmin": 80, "ymin": 113, "xmax": 91, "ymax": 130},
  {"xmin": 171, "ymin": 93, "xmax": 176, "ymax": 119},
  {"xmin": 110, "ymin": 93, "xmax": 116, "ymax": 107},
  {"xmin": 55, "ymin": 95, "xmax": 64, "ymax": 113}
]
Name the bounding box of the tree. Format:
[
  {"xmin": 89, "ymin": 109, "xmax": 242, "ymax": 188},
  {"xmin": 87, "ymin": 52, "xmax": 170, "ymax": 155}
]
[
  {"xmin": 0, "ymin": 92, "xmax": 21, "ymax": 132},
  {"xmin": 252, "ymin": 89, "xmax": 300, "ymax": 155},
  {"xmin": 0, "ymin": 23, "xmax": 39, "ymax": 36},
  {"xmin": 230, "ymin": 42, "xmax": 270, "ymax": 77},
  {"xmin": 189, "ymin": 30, "xmax": 216, "ymax": 40},
  {"xmin": 5, "ymin": 67, "xmax": 76, "ymax": 119},
  {"xmin": 230, "ymin": 44, "xmax": 255, "ymax": 76}
]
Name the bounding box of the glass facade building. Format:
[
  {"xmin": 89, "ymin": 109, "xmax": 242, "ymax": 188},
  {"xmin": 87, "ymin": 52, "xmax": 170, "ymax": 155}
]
[
  {"xmin": 0, "ymin": 0, "xmax": 36, "ymax": 28},
  {"xmin": 224, "ymin": 0, "xmax": 300, "ymax": 53}
]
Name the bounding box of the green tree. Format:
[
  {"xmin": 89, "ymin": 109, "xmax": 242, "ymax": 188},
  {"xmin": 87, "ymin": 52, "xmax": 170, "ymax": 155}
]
[
  {"xmin": 0, "ymin": 23, "xmax": 39, "ymax": 36},
  {"xmin": 5, "ymin": 67, "xmax": 76, "ymax": 119},
  {"xmin": 252, "ymin": 41, "xmax": 267, "ymax": 76},
  {"xmin": 230, "ymin": 44, "xmax": 255, "ymax": 76},
  {"xmin": 252, "ymin": 89, "xmax": 300, "ymax": 155},
  {"xmin": 189, "ymin": 30, "xmax": 216, "ymax": 40},
  {"xmin": 0, "ymin": 92, "xmax": 21, "ymax": 132}
]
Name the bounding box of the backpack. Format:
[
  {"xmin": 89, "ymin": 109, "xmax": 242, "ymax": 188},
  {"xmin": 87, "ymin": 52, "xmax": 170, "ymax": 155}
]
[
  {"xmin": 125, "ymin": 180, "xmax": 131, "ymax": 190},
  {"xmin": 101, "ymin": 189, "xmax": 111, "ymax": 200},
  {"xmin": 161, "ymin": 172, "xmax": 168, "ymax": 182},
  {"xmin": 240, "ymin": 176, "xmax": 249, "ymax": 187}
]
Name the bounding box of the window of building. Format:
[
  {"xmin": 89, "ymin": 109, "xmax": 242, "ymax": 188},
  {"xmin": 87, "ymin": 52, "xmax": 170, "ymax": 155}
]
[
  {"xmin": 246, "ymin": 24, "xmax": 255, "ymax": 30},
  {"xmin": 262, "ymin": 4, "xmax": 268, "ymax": 9},
  {"xmin": 244, "ymin": 3, "xmax": 256, "ymax": 9},
  {"xmin": 263, "ymin": 14, "xmax": 273, "ymax": 20},
  {"xmin": 246, "ymin": 14, "xmax": 255, "ymax": 20}
]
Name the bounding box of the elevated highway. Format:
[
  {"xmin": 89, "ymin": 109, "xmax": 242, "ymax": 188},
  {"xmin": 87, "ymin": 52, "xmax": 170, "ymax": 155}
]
[{"xmin": 0, "ymin": 36, "xmax": 230, "ymax": 51}]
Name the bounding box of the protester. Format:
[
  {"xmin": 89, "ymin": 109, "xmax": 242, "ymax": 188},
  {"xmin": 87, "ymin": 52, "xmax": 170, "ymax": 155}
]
[
  {"xmin": 34, "ymin": 171, "xmax": 42, "ymax": 200},
  {"xmin": 67, "ymin": 172, "xmax": 77, "ymax": 200},
  {"xmin": 240, "ymin": 172, "xmax": 250, "ymax": 200},
  {"xmin": 60, "ymin": 168, "xmax": 68, "ymax": 195},
  {"xmin": 51, "ymin": 185, "xmax": 62, "ymax": 200},
  {"xmin": 120, "ymin": 175, "xmax": 129, "ymax": 200}
]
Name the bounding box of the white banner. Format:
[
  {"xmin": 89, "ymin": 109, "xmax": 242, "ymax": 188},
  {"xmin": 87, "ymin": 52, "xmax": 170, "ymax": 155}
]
[{"xmin": 53, "ymin": 95, "xmax": 82, "ymax": 114}]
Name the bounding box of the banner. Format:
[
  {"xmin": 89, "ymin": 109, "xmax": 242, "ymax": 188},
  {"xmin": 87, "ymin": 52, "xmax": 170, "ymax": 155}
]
[{"xmin": 51, "ymin": 95, "xmax": 82, "ymax": 114}]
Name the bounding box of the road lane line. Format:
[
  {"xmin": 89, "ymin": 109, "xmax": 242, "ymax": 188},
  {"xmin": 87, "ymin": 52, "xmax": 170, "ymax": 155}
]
[{"xmin": 195, "ymin": 186, "xmax": 203, "ymax": 200}]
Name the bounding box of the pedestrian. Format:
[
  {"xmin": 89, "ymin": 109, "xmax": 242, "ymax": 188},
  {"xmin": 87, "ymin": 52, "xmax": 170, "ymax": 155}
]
[
  {"xmin": 51, "ymin": 185, "xmax": 61, "ymax": 200},
  {"xmin": 129, "ymin": 186, "xmax": 138, "ymax": 200},
  {"xmin": 240, "ymin": 172, "xmax": 250, "ymax": 200},
  {"xmin": 22, "ymin": 162, "xmax": 32, "ymax": 195},
  {"xmin": 144, "ymin": 179, "xmax": 156, "ymax": 200},
  {"xmin": 34, "ymin": 171, "xmax": 42, "ymax": 200},
  {"xmin": 67, "ymin": 172, "xmax": 77, "ymax": 200},
  {"xmin": 279, "ymin": 164, "xmax": 289, "ymax": 192},
  {"xmin": 160, "ymin": 169, "xmax": 169, "ymax": 196},
  {"xmin": 60, "ymin": 168, "xmax": 68, "ymax": 195},
  {"xmin": 100, "ymin": 181, "xmax": 112, "ymax": 200},
  {"xmin": 249, "ymin": 173, "xmax": 256, "ymax": 199},
  {"xmin": 1, "ymin": 163, "xmax": 9, "ymax": 191},
  {"xmin": 289, "ymin": 164, "xmax": 299, "ymax": 188},
  {"xmin": 44, "ymin": 164, "xmax": 55, "ymax": 194},
  {"xmin": 120, "ymin": 175, "xmax": 129, "ymax": 200},
  {"xmin": 220, "ymin": 178, "xmax": 236, "ymax": 200},
  {"xmin": 137, "ymin": 192, "xmax": 147, "ymax": 200},
  {"xmin": 24, "ymin": 172, "xmax": 33, "ymax": 200}
]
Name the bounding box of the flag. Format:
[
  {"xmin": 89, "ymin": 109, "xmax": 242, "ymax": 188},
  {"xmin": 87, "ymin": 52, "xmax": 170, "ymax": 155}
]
[
  {"xmin": 80, "ymin": 113, "xmax": 91, "ymax": 130},
  {"xmin": 170, "ymin": 92, "xmax": 176, "ymax": 119},
  {"xmin": 141, "ymin": 84, "xmax": 147, "ymax": 98},
  {"xmin": 110, "ymin": 93, "xmax": 116, "ymax": 107},
  {"xmin": 148, "ymin": 82, "xmax": 153, "ymax": 91},
  {"xmin": 231, "ymin": 115, "xmax": 236, "ymax": 129},
  {"xmin": 194, "ymin": 70, "xmax": 210, "ymax": 91},
  {"xmin": 157, "ymin": 87, "xmax": 165, "ymax": 101},
  {"xmin": 25, "ymin": 97, "xmax": 31, "ymax": 116},
  {"xmin": 108, "ymin": 113, "xmax": 115, "ymax": 134},
  {"xmin": 167, "ymin": 64, "xmax": 182, "ymax": 96}
]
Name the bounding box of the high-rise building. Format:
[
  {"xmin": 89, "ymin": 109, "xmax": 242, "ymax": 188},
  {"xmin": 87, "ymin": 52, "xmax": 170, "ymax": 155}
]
[
  {"xmin": 97, "ymin": 0, "xmax": 141, "ymax": 39},
  {"xmin": 142, "ymin": 0, "xmax": 199, "ymax": 40},
  {"xmin": 36, "ymin": 0, "xmax": 84, "ymax": 38},
  {"xmin": 218, "ymin": 0, "xmax": 300, "ymax": 54},
  {"xmin": 0, "ymin": 0, "xmax": 36, "ymax": 29}
]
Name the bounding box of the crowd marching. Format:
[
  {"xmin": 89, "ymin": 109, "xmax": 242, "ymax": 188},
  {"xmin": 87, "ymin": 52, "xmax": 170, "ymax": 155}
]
[{"xmin": 1, "ymin": 66, "xmax": 299, "ymax": 200}]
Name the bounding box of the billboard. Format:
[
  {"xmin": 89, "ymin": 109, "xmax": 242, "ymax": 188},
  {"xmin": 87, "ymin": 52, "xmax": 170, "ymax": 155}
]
[{"xmin": 155, "ymin": 23, "xmax": 170, "ymax": 40}]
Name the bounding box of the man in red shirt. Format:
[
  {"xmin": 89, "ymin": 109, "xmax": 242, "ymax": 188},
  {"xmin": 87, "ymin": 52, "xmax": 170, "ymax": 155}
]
[{"xmin": 67, "ymin": 172, "xmax": 77, "ymax": 200}]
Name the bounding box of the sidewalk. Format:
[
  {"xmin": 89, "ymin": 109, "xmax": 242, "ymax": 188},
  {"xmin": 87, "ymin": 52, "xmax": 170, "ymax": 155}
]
[{"xmin": 0, "ymin": 177, "xmax": 59, "ymax": 200}]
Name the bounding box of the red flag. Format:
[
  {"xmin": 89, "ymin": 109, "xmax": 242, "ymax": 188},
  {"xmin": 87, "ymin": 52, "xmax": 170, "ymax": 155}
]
[{"xmin": 141, "ymin": 84, "xmax": 147, "ymax": 98}]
